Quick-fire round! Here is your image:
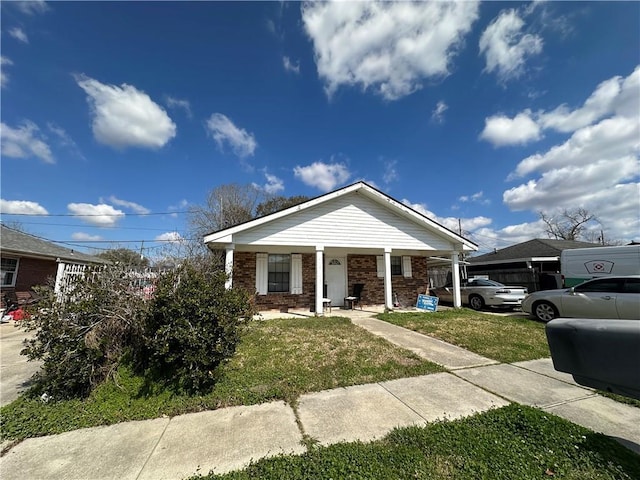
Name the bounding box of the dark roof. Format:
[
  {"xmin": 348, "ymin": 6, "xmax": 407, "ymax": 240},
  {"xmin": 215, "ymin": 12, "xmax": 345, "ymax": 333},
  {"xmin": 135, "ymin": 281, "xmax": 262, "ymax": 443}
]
[
  {"xmin": 468, "ymin": 238, "xmax": 600, "ymax": 264},
  {"xmin": 0, "ymin": 224, "xmax": 107, "ymax": 264}
]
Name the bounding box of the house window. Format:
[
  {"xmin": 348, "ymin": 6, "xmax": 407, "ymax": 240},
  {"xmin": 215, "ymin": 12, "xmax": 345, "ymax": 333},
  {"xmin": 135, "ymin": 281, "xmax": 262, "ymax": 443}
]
[
  {"xmin": 1, "ymin": 257, "xmax": 18, "ymax": 287},
  {"xmin": 268, "ymin": 254, "xmax": 290, "ymax": 293},
  {"xmin": 391, "ymin": 256, "xmax": 402, "ymax": 276}
]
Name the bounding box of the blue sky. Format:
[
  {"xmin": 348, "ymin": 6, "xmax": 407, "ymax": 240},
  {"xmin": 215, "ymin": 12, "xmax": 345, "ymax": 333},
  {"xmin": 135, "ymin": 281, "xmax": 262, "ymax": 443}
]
[{"xmin": 1, "ymin": 1, "xmax": 639, "ymax": 259}]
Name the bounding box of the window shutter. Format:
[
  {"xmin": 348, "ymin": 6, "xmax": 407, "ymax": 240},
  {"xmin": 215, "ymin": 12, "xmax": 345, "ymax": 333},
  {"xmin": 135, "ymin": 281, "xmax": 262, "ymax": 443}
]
[
  {"xmin": 402, "ymin": 256, "xmax": 412, "ymax": 278},
  {"xmin": 291, "ymin": 254, "xmax": 303, "ymax": 294},
  {"xmin": 376, "ymin": 256, "xmax": 384, "ymax": 278},
  {"xmin": 256, "ymin": 253, "xmax": 268, "ymax": 295}
]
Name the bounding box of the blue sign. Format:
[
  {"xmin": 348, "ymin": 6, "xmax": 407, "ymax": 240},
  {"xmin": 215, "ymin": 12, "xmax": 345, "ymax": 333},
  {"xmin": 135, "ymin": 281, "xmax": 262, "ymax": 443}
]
[{"xmin": 416, "ymin": 294, "xmax": 438, "ymax": 312}]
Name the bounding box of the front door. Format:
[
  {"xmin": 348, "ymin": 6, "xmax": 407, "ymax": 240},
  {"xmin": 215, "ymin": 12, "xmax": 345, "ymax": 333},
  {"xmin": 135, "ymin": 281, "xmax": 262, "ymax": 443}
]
[{"xmin": 325, "ymin": 257, "xmax": 346, "ymax": 307}]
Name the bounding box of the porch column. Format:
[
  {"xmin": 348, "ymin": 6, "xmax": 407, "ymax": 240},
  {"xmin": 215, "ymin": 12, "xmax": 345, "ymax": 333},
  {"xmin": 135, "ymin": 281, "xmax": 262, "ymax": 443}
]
[
  {"xmin": 224, "ymin": 244, "xmax": 234, "ymax": 289},
  {"xmin": 451, "ymin": 252, "xmax": 462, "ymax": 308},
  {"xmin": 315, "ymin": 246, "xmax": 324, "ymax": 315},
  {"xmin": 384, "ymin": 247, "xmax": 393, "ymax": 310}
]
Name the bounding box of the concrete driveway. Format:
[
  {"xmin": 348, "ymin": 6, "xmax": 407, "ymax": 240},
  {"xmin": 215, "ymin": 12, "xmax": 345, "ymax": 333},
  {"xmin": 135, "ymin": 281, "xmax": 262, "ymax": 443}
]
[{"xmin": 0, "ymin": 322, "xmax": 42, "ymax": 406}]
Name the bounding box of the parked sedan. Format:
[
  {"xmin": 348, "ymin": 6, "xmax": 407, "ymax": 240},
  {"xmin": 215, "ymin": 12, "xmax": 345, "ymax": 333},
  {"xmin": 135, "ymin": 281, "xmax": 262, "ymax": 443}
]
[
  {"xmin": 522, "ymin": 275, "xmax": 640, "ymax": 322},
  {"xmin": 431, "ymin": 278, "xmax": 528, "ymax": 310}
]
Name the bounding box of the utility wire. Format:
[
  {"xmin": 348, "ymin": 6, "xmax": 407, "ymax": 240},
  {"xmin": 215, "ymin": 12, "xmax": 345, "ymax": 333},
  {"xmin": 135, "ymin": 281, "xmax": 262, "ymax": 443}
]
[{"xmin": 1, "ymin": 211, "xmax": 189, "ymax": 217}]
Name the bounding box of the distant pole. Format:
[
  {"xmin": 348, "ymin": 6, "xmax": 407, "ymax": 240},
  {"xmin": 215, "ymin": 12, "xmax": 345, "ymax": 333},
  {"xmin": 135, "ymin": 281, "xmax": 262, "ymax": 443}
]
[
  {"xmin": 600, "ymin": 230, "xmax": 605, "ymax": 245},
  {"xmin": 458, "ymin": 219, "xmax": 462, "ymax": 236}
]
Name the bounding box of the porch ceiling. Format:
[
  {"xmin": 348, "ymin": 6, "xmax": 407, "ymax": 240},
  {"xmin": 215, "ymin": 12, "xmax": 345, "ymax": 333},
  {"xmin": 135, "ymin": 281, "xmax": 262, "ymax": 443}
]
[{"xmin": 223, "ymin": 244, "xmax": 460, "ymax": 258}]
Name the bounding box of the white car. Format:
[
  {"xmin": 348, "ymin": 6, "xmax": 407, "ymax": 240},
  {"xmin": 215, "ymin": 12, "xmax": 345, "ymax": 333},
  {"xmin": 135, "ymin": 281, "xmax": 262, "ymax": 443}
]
[
  {"xmin": 522, "ymin": 275, "xmax": 640, "ymax": 322},
  {"xmin": 431, "ymin": 278, "xmax": 528, "ymax": 310}
]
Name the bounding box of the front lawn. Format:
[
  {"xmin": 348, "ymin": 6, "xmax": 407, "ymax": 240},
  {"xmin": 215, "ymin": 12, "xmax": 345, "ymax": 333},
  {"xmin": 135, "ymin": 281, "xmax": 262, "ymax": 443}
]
[
  {"xmin": 0, "ymin": 317, "xmax": 442, "ymax": 441},
  {"xmin": 377, "ymin": 309, "xmax": 549, "ymax": 363},
  {"xmin": 196, "ymin": 404, "xmax": 640, "ymax": 480}
]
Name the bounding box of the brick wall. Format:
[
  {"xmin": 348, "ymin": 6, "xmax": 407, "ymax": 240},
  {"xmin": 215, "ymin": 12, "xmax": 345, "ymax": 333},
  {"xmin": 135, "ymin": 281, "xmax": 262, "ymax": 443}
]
[
  {"xmin": 234, "ymin": 252, "xmax": 317, "ymax": 312},
  {"xmin": 234, "ymin": 252, "xmax": 430, "ymax": 311},
  {"xmin": 346, "ymin": 255, "xmax": 429, "ymax": 307},
  {"xmin": 1, "ymin": 256, "xmax": 57, "ymax": 306}
]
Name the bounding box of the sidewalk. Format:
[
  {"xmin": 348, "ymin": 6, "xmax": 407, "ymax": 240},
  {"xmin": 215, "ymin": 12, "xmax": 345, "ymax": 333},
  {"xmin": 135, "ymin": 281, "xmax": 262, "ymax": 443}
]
[{"xmin": 1, "ymin": 314, "xmax": 639, "ymax": 479}]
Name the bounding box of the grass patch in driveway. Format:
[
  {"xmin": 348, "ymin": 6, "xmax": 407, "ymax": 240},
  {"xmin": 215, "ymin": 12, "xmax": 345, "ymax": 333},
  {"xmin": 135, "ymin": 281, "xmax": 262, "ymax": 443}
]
[
  {"xmin": 1, "ymin": 317, "xmax": 442, "ymax": 441},
  {"xmin": 377, "ymin": 309, "xmax": 549, "ymax": 363},
  {"xmin": 195, "ymin": 404, "xmax": 640, "ymax": 480}
]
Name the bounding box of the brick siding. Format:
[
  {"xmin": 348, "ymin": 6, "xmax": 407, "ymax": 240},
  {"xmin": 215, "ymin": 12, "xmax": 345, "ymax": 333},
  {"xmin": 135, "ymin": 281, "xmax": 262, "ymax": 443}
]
[
  {"xmin": 1, "ymin": 256, "xmax": 57, "ymax": 306},
  {"xmin": 234, "ymin": 252, "xmax": 430, "ymax": 311}
]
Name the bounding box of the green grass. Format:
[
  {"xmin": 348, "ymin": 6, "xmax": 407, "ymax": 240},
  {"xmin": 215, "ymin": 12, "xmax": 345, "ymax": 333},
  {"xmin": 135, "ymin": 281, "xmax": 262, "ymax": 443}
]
[
  {"xmin": 0, "ymin": 317, "xmax": 442, "ymax": 441},
  {"xmin": 193, "ymin": 404, "xmax": 640, "ymax": 480},
  {"xmin": 377, "ymin": 309, "xmax": 549, "ymax": 363}
]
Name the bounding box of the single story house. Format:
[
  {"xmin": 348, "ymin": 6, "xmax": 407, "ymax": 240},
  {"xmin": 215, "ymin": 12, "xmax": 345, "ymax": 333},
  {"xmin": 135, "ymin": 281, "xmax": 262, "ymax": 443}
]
[
  {"xmin": 204, "ymin": 182, "xmax": 477, "ymax": 313},
  {"xmin": 0, "ymin": 224, "xmax": 106, "ymax": 303},
  {"xmin": 466, "ymin": 238, "xmax": 600, "ymax": 292}
]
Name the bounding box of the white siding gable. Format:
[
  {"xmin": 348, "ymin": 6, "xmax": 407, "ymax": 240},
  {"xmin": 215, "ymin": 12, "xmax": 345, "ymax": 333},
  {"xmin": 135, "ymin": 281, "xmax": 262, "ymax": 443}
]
[{"xmin": 234, "ymin": 192, "xmax": 454, "ymax": 251}]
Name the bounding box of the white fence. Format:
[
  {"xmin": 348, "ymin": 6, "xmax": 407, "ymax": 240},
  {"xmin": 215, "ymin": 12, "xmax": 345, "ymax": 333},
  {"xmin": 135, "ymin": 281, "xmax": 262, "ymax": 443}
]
[{"xmin": 54, "ymin": 262, "xmax": 88, "ymax": 299}]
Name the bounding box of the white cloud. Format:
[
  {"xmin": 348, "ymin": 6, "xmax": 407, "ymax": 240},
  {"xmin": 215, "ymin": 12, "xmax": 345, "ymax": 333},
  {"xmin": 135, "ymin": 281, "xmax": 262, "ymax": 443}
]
[
  {"xmin": 479, "ymin": 8, "xmax": 543, "ymax": 82},
  {"xmin": 511, "ymin": 116, "xmax": 639, "ymax": 179},
  {"xmin": 480, "ymin": 110, "xmax": 541, "ymax": 146},
  {"xmin": 459, "ymin": 191, "xmax": 489, "ymax": 205},
  {"xmin": 67, "ymin": 203, "xmax": 125, "ymax": 227},
  {"xmin": 483, "ymin": 67, "xmax": 640, "ymax": 149},
  {"xmin": 283, "ymin": 56, "xmax": 300, "ymax": 74},
  {"xmin": 1, "ymin": 121, "xmax": 54, "ymax": 163},
  {"xmin": 431, "ymin": 101, "xmax": 449, "ymax": 124},
  {"xmin": 206, "ymin": 113, "xmax": 257, "ymax": 159},
  {"xmin": 253, "ymin": 172, "xmax": 285, "ymax": 194},
  {"xmin": 497, "ymin": 67, "xmax": 640, "ymax": 244},
  {"xmin": 382, "ymin": 159, "xmax": 398, "ymax": 185},
  {"xmin": 13, "ymin": 0, "xmax": 49, "ymax": 15},
  {"xmin": 294, "ymin": 161, "xmax": 351, "ymax": 192},
  {"xmin": 504, "ymin": 156, "xmax": 639, "ymax": 211},
  {"xmin": 539, "ymin": 66, "xmax": 640, "ymax": 132},
  {"xmin": 168, "ymin": 199, "xmax": 189, "ymax": 218},
  {"xmin": 302, "ymin": 1, "xmax": 479, "ymax": 100},
  {"xmin": 402, "ymin": 199, "xmax": 492, "ymax": 233},
  {"xmin": 47, "ymin": 122, "xmax": 84, "ymax": 159},
  {"xmin": 71, "ymin": 232, "xmax": 103, "ymax": 241},
  {"xmin": 75, "ymin": 74, "xmax": 176, "ymax": 150},
  {"xmin": 155, "ymin": 231, "xmax": 184, "ymax": 243},
  {"xmin": 1, "ymin": 56, "xmax": 14, "ymax": 89},
  {"xmin": 106, "ymin": 196, "xmax": 150, "ymax": 215},
  {"xmin": 0, "ymin": 199, "xmax": 48, "ymax": 215},
  {"xmin": 8, "ymin": 27, "xmax": 29, "ymax": 44},
  {"xmin": 165, "ymin": 96, "xmax": 192, "ymax": 118}
]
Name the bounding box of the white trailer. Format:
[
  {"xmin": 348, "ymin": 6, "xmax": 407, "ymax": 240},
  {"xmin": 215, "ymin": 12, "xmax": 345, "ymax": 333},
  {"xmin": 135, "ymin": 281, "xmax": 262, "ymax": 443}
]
[{"xmin": 561, "ymin": 245, "xmax": 640, "ymax": 287}]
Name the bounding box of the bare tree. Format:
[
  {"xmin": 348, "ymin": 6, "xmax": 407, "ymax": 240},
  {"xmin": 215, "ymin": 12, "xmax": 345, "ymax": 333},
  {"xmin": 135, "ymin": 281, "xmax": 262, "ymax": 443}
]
[
  {"xmin": 538, "ymin": 208, "xmax": 598, "ymax": 241},
  {"xmin": 255, "ymin": 195, "xmax": 310, "ymax": 217},
  {"xmin": 188, "ymin": 184, "xmax": 263, "ymax": 240}
]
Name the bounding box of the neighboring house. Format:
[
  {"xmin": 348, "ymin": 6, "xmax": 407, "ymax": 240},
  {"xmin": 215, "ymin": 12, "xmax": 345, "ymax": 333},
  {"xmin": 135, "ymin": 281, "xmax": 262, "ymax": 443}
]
[
  {"xmin": 0, "ymin": 224, "xmax": 106, "ymax": 302},
  {"xmin": 466, "ymin": 238, "xmax": 600, "ymax": 292},
  {"xmin": 204, "ymin": 182, "xmax": 477, "ymax": 313}
]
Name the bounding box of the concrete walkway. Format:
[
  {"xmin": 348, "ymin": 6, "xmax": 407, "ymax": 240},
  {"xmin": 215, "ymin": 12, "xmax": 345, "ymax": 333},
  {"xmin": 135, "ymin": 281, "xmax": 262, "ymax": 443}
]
[{"xmin": 1, "ymin": 313, "xmax": 639, "ymax": 479}]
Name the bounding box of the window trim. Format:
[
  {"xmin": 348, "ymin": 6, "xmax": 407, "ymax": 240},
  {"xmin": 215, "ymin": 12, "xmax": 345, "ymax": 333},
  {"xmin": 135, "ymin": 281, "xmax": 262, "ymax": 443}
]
[
  {"xmin": 1, "ymin": 257, "xmax": 19, "ymax": 288},
  {"xmin": 267, "ymin": 254, "xmax": 291, "ymax": 293},
  {"xmin": 390, "ymin": 256, "xmax": 402, "ymax": 276}
]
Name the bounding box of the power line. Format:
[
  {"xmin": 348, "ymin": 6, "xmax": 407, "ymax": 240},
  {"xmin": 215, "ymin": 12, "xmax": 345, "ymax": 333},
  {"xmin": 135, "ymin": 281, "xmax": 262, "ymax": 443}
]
[
  {"xmin": 1, "ymin": 211, "xmax": 189, "ymax": 217},
  {"xmin": 13, "ymin": 221, "xmax": 179, "ymax": 232}
]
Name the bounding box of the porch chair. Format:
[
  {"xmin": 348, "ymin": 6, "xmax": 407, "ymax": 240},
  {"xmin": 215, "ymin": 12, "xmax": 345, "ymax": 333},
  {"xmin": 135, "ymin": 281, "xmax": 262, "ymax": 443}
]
[{"xmin": 344, "ymin": 283, "xmax": 364, "ymax": 310}]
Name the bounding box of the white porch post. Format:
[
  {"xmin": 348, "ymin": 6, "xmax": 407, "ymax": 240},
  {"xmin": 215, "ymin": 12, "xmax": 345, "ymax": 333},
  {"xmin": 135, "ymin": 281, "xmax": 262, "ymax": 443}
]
[
  {"xmin": 224, "ymin": 244, "xmax": 234, "ymax": 289},
  {"xmin": 384, "ymin": 247, "xmax": 393, "ymax": 310},
  {"xmin": 315, "ymin": 246, "xmax": 324, "ymax": 315},
  {"xmin": 451, "ymin": 252, "xmax": 462, "ymax": 308},
  {"xmin": 54, "ymin": 260, "xmax": 65, "ymax": 295}
]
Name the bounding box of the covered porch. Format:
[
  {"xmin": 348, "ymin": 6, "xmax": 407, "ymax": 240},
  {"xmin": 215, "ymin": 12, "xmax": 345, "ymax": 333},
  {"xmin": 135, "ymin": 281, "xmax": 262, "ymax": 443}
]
[
  {"xmin": 222, "ymin": 244, "xmax": 465, "ymax": 314},
  {"xmin": 206, "ymin": 182, "xmax": 478, "ymax": 315}
]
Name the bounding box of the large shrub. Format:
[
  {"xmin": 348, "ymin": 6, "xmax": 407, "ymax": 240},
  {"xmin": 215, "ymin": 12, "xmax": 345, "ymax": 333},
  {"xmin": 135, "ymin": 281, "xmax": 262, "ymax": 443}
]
[
  {"xmin": 144, "ymin": 259, "xmax": 254, "ymax": 394},
  {"xmin": 21, "ymin": 265, "xmax": 148, "ymax": 399}
]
